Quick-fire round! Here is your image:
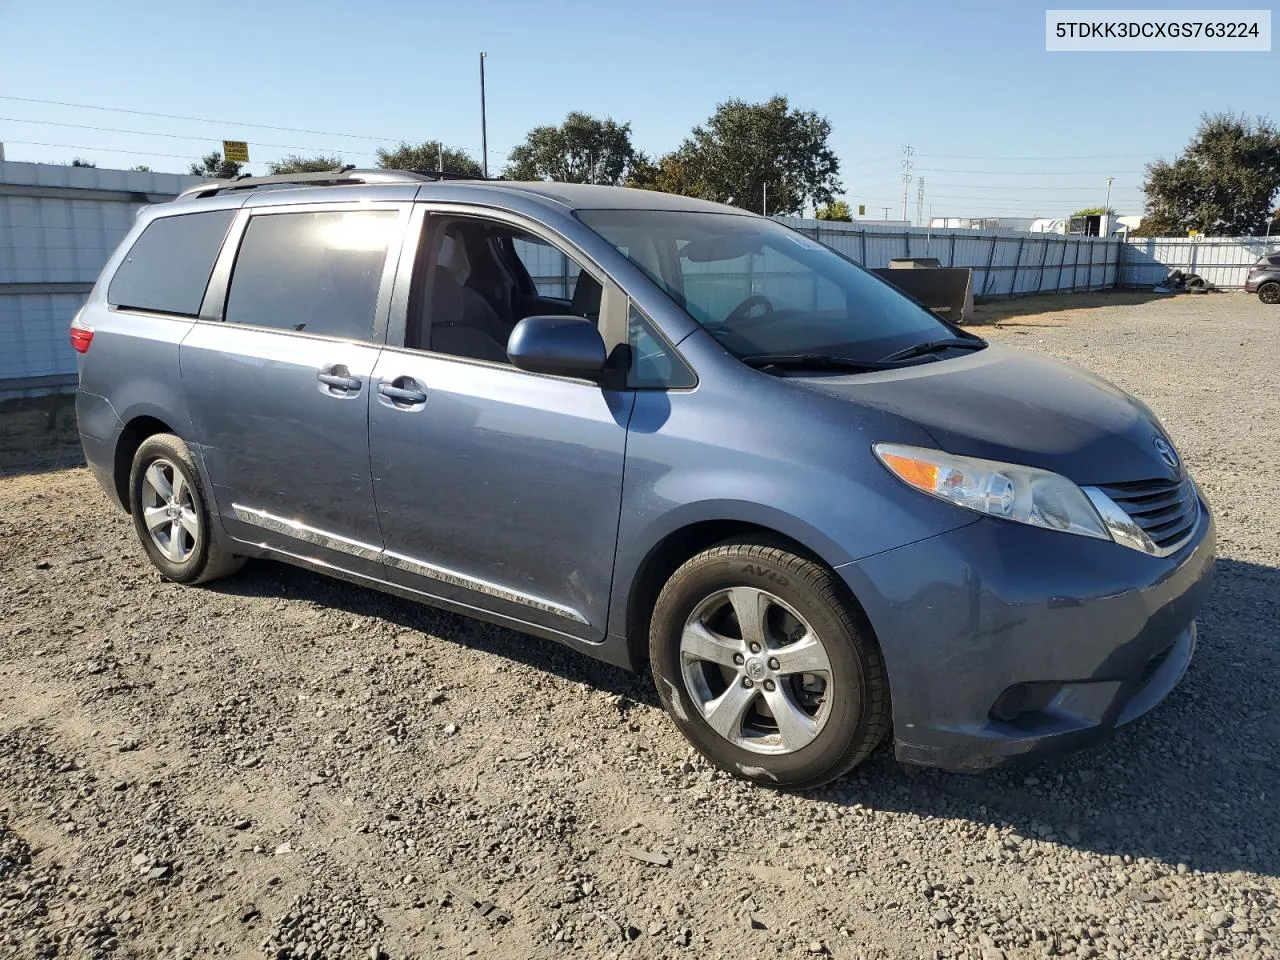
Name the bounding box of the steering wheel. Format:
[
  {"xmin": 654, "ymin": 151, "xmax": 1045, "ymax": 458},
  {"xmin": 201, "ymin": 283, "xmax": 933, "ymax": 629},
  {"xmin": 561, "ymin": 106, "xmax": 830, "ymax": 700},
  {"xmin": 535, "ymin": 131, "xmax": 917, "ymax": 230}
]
[{"xmin": 723, "ymin": 294, "xmax": 775, "ymax": 327}]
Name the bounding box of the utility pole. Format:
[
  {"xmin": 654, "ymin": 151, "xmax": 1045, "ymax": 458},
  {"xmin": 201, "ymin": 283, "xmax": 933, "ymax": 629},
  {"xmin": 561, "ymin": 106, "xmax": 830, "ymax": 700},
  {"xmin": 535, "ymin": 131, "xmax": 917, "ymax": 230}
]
[
  {"xmin": 436, "ymin": 141, "xmax": 443, "ymax": 173},
  {"xmin": 479, "ymin": 52, "xmax": 489, "ymax": 179},
  {"xmin": 762, "ymin": 182, "xmax": 768, "ymax": 216},
  {"xmin": 882, "ymin": 206, "xmax": 890, "ymax": 220},
  {"xmin": 1104, "ymin": 175, "xmax": 1113, "ymax": 213},
  {"xmin": 916, "ymin": 177, "xmax": 925, "ymax": 227},
  {"xmin": 901, "ymin": 143, "xmax": 914, "ymax": 222}
]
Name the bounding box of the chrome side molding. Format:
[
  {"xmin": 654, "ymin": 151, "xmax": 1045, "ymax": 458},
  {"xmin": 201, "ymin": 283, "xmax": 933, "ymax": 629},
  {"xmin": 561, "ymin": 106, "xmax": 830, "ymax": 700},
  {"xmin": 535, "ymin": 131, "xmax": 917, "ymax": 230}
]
[
  {"xmin": 232, "ymin": 504, "xmax": 382, "ymax": 562},
  {"xmin": 231, "ymin": 503, "xmax": 589, "ymax": 625},
  {"xmin": 384, "ymin": 551, "xmax": 589, "ymax": 624}
]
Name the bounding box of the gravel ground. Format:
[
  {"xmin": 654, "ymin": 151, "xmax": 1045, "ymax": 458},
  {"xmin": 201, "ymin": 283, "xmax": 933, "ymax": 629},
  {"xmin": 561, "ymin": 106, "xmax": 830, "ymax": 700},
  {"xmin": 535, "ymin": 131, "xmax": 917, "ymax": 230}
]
[{"xmin": 1, "ymin": 291, "xmax": 1277, "ymax": 960}]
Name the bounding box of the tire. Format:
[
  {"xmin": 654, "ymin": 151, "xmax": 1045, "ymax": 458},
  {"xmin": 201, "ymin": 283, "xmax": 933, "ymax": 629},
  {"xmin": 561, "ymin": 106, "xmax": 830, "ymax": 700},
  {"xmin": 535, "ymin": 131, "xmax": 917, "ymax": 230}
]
[
  {"xmin": 649, "ymin": 541, "xmax": 889, "ymax": 790},
  {"xmin": 128, "ymin": 433, "xmax": 245, "ymax": 585},
  {"xmin": 1259, "ymin": 281, "xmax": 1280, "ymax": 305}
]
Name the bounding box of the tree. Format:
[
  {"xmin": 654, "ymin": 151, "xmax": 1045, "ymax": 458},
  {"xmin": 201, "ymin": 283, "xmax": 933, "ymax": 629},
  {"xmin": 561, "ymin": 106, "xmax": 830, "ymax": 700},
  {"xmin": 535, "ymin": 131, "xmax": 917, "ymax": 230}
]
[
  {"xmin": 267, "ymin": 154, "xmax": 345, "ymax": 175},
  {"xmin": 1071, "ymin": 206, "xmax": 1116, "ymax": 217},
  {"xmin": 70, "ymin": 157, "xmax": 96, "ymax": 167},
  {"xmin": 1141, "ymin": 113, "xmax": 1280, "ymax": 236},
  {"xmin": 646, "ymin": 96, "xmax": 841, "ymax": 215},
  {"xmin": 376, "ymin": 142, "xmax": 482, "ymax": 177},
  {"xmin": 505, "ymin": 112, "xmax": 640, "ymax": 185},
  {"xmin": 131, "ymin": 165, "xmax": 152, "ymax": 172},
  {"xmin": 189, "ymin": 151, "xmax": 242, "ymax": 180},
  {"xmin": 816, "ymin": 200, "xmax": 853, "ymax": 221},
  {"xmin": 625, "ymin": 153, "xmax": 696, "ymax": 193}
]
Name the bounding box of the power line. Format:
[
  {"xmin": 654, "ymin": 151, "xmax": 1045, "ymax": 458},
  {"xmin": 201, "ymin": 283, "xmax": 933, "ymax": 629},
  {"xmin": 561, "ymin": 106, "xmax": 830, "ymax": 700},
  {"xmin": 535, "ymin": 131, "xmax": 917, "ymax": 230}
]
[
  {"xmin": 0, "ymin": 115, "xmax": 381, "ymax": 158},
  {"xmin": 0, "ymin": 139, "xmax": 214, "ymax": 162},
  {"xmin": 916, "ymin": 151, "xmax": 1164, "ymax": 160},
  {"xmin": 0, "ymin": 94, "xmax": 407, "ymax": 143},
  {"xmin": 914, "ymin": 167, "xmax": 1145, "ymax": 176}
]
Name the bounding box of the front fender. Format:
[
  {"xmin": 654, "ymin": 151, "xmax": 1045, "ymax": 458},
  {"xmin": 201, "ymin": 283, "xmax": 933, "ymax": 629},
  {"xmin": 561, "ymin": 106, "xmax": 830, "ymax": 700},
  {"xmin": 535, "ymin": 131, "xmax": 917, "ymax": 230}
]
[{"xmin": 608, "ymin": 387, "xmax": 979, "ymax": 641}]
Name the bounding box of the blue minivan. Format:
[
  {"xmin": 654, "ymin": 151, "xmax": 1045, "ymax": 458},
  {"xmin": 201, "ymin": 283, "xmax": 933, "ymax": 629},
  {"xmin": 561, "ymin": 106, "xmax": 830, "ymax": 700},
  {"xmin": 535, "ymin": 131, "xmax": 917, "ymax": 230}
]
[{"xmin": 72, "ymin": 170, "xmax": 1215, "ymax": 788}]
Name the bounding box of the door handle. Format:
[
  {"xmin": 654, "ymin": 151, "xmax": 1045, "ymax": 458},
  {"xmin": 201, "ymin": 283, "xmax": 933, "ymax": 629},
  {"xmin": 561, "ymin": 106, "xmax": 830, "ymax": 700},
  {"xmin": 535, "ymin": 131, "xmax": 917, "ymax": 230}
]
[
  {"xmin": 317, "ymin": 365, "xmax": 361, "ymax": 393},
  {"xmin": 377, "ymin": 378, "xmax": 427, "ymax": 406}
]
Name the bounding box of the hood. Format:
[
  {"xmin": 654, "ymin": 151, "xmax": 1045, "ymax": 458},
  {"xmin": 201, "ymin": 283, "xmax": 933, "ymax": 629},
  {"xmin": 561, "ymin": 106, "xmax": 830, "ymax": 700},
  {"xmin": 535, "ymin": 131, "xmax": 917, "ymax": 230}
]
[{"xmin": 788, "ymin": 343, "xmax": 1183, "ymax": 485}]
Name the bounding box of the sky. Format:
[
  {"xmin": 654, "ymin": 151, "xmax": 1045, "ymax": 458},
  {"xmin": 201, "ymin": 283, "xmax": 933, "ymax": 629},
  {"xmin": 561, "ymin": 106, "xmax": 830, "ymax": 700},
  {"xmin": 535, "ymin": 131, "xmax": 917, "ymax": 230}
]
[{"xmin": 0, "ymin": 0, "xmax": 1275, "ymax": 220}]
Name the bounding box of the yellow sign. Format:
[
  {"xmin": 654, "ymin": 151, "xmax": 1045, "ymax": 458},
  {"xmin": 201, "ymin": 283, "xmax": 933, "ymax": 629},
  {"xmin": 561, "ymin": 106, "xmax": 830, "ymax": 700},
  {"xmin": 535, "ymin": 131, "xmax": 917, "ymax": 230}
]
[
  {"xmin": 858, "ymin": 204, "xmax": 866, "ymax": 216},
  {"xmin": 1187, "ymin": 229, "xmax": 1199, "ymax": 238},
  {"xmin": 222, "ymin": 140, "xmax": 250, "ymax": 163}
]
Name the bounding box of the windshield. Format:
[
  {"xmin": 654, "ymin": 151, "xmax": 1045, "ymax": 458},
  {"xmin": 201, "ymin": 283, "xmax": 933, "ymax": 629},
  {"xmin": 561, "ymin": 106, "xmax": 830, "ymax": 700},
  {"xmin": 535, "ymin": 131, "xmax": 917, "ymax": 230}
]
[{"xmin": 577, "ymin": 209, "xmax": 956, "ymax": 362}]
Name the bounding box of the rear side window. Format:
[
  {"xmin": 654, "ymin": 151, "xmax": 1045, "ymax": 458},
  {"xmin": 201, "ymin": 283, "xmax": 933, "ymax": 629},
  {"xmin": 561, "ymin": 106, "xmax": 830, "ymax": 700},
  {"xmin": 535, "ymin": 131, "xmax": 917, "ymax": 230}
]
[
  {"xmin": 224, "ymin": 210, "xmax": 399, "ymax": 340},
  {"xmin": 108, "ymin": 210, "xmax": 235, "ymax": 316}
]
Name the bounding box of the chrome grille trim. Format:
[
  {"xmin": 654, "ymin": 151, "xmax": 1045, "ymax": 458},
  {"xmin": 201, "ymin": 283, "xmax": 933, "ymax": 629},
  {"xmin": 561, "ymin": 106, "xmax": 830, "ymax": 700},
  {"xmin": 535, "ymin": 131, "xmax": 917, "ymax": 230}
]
[{"xmin": 1083, "ymin": 477, "xmax": 1201, "ymax": 559}]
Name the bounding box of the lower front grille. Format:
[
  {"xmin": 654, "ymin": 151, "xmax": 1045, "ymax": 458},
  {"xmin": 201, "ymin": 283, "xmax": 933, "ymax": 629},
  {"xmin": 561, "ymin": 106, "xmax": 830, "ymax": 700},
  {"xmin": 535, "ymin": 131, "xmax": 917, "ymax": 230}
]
[
  {"xmin": 1137, "ymin": 642, "xmax": 1174, "ymax": 689},
  {"xmin": 1096, "ymin": 476, "xmax": 1199, "ymax": 552}
]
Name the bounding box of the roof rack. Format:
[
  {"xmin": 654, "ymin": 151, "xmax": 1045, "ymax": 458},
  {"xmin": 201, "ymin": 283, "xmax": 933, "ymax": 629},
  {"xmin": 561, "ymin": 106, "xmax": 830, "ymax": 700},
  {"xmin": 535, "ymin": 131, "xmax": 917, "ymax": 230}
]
[{"xmin": 177, "ymin": 166, "xmax": 481, "ymax": 199}]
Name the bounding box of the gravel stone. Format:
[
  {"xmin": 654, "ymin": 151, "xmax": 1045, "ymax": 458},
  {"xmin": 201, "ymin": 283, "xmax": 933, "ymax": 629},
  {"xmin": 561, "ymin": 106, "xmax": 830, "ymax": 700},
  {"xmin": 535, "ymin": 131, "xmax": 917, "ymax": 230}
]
[{"xmin": 1, "ymin": 292, "xmax": 1277, "ymax": 958}]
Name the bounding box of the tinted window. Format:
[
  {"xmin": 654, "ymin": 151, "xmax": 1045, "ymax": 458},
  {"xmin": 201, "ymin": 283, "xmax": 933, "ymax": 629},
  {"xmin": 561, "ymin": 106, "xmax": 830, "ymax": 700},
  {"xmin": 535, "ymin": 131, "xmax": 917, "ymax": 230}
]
[
  {"xmin": 225, "ymin": 210, "xmax": 398, "ymax": 340},
  {"xmin": 512, "ymin": 235, "xmax": 579, "ymax": 299},
  {"xmin": 108, "ymin": 210, "xmax": 234, "ymax": 316},
  {"xmin": 629, "ymin": 304, "xmax": 695, "ymax": 388},
  {"xmin": 578, "ymin": 209, "xmax": 954, "ymax": 363}
]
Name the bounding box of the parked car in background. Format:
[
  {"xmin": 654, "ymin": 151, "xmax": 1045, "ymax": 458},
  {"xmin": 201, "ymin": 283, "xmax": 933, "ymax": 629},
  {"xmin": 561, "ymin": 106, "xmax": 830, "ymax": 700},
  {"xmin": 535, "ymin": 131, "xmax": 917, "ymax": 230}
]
[
  {"xmin": 1244, "ymin": 254, "xmax": 1280, "ymax": 303},
  {"xmin": 71, "ymin": 170, "xmax": 1215, "ymax": 788}
]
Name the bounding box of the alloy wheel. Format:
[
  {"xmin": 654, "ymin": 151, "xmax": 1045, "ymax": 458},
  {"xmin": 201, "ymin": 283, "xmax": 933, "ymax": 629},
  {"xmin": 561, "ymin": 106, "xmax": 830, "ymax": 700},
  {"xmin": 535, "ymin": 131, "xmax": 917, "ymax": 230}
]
[
  {"xmin": 139, "ymin": 458, "xmax": 198, "ymax": 563},
  {"xmin": 679, "ymin": 586, "xmax": 835, "ymax": 755}
]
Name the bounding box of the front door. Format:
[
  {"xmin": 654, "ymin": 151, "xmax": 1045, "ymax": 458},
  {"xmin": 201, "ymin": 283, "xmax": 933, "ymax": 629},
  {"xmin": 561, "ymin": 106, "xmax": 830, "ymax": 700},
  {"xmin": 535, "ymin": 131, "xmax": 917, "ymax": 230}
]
[
  {"xmin": 368, "ymin": 208, "xmax": 633, "ymax": 637},
  {"xmin": 183, "ymin": 203, "xmax": 407, "ymax": 576}
]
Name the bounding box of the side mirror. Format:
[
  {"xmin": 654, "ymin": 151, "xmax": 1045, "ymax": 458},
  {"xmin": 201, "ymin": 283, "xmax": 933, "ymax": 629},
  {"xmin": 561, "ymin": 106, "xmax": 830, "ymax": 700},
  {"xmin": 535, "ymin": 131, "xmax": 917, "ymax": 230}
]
[{"xmin": 507, "ymin": 316, "xmax": 607, "ymax": 379}]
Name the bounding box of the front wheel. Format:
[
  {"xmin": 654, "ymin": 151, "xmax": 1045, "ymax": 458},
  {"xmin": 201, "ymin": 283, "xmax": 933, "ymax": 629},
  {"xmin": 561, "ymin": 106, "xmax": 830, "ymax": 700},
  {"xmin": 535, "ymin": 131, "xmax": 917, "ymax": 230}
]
[
  {"xmin": 1259, "ymin": 281, "xmax": 1280, "ymax": 305},
  {"xmin": 649, "ymin": 541, "xmax": 889, "ymax": 789}
]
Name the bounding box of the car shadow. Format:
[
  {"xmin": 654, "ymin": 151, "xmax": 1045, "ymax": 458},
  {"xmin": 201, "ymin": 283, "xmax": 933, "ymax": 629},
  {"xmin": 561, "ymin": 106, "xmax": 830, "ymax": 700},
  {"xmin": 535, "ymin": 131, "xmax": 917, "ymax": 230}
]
[
  {"xmin": 813, "ymin": 556, "xmax": 1280, "ymax": 879},
  {"xmin": 209, "ymin": 554, "xmax": 1279, "ymax": 879},
  {"xmin": 206, "ymin": 558, "xmax": 658, "ymax": 703}
]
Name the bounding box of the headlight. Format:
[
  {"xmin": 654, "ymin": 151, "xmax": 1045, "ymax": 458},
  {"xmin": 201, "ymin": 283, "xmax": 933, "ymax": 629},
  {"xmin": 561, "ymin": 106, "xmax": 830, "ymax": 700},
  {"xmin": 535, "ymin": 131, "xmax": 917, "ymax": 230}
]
[{"xmin": 873, "ymin": 443, "xmax": 1111, "ymax": 541}]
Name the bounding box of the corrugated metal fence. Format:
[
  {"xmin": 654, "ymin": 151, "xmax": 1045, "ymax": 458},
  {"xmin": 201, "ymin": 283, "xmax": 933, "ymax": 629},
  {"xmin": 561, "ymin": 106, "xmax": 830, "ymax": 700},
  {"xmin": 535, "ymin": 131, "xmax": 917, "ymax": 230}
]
[
  {"xmin": 775, "ymin": 218, "xmax": 1122, "ymax": 297},
  {"xmin": 1119, "ymin": 235, "xmax": 1280, "ymax": 288}
]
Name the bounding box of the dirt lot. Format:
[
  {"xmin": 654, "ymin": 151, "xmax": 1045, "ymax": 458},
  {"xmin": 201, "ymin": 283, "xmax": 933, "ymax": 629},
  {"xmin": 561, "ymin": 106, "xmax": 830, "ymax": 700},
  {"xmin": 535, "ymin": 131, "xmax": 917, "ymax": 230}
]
[{"xmin": 2, "ymin": 291, "xmax": 1277, "ymax": 960}]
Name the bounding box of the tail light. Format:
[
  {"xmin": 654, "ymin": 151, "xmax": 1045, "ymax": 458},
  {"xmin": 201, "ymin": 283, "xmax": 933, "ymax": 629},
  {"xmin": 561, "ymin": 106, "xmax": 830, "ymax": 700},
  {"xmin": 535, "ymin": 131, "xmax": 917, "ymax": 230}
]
[{"xmin": 70, "ymin": 315, "xmax": 94, "ymax": 354}]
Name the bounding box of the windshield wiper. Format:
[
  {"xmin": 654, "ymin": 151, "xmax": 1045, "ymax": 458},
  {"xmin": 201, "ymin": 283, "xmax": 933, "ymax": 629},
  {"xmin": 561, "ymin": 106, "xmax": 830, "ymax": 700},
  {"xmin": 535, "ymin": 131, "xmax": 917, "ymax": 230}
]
[
  {"xmin": 740, "ymin": 353, "xmax": 908, "ymax": 373},
  {"xmin": 879, "ymin": 337, "xmax": 986, "ymax": 362}
]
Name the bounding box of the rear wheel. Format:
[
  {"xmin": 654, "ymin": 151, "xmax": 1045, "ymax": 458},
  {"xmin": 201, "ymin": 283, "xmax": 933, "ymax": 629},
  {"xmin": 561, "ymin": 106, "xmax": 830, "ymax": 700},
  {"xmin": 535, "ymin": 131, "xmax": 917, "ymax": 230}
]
[
  {"xmin": 128, "ymin": 434, "xmax": 244, "ymax": 585},
  {"xmin": 1259, "ymin": 281, "xmax": 1280, "ymax": 305},
  {"xmin": 649, "ymin": 541, "xmax": 889, "ymax": 789}
]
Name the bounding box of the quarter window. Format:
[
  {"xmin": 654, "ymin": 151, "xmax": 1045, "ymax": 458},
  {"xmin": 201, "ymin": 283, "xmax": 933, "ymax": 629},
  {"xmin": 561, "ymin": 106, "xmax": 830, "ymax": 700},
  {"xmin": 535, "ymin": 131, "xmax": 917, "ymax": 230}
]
[
  {"xmin": 108, "ymin": 210, "xmax": 235, "ymax": 316},
  {"xmin": 224, "ymin": 210, "xmax": 398, "ymax": 340},
  {"xmin": 628, "ymin": 303, "xmax": 695, "ymax": 389}
]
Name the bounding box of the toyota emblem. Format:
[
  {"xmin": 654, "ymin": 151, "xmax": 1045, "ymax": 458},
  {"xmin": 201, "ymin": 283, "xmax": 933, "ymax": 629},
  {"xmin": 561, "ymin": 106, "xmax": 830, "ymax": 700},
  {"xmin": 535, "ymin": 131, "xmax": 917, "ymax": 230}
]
[{"xmin": 1153, "ymin": 435, "xmax": 1179, "ymax": 471}]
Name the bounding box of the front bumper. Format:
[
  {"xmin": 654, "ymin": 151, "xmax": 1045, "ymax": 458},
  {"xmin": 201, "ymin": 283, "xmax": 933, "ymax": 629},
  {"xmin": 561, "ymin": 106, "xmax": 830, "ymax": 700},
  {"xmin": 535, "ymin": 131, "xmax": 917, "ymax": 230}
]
[{"xmin": 839, "ymin": 498, "xmax": 1216, "ymax": 772}]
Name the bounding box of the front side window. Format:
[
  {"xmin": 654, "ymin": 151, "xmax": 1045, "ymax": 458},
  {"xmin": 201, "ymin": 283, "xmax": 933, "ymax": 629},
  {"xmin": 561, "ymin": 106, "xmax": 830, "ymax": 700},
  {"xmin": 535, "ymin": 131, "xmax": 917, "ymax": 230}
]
[
  {"xmin": 407, "ymin": 215, "xmax": 602, "ymax": 364},
  {"xmin": 511, "ymin": 235, "xmax": 580, "ymax": 300},
  {"xmin": 224, "ymin": 210, "xmax": 398, "ymax": 340},
  {"xmin": 577, "ymin": 209, "xmax": 958, "ymax": 364},
  {"xmin": 108, "ymin": 210, "xmax": 235, "ymax": 316}
]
